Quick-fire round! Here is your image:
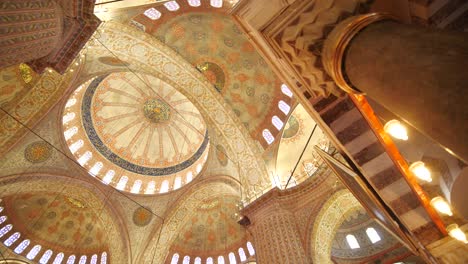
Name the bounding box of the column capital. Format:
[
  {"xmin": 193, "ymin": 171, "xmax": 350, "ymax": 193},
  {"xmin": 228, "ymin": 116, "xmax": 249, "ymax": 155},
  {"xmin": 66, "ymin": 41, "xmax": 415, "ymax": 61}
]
[{"xmin": 322, "ymin": 13, "xmax": 396, "ymax": 94}]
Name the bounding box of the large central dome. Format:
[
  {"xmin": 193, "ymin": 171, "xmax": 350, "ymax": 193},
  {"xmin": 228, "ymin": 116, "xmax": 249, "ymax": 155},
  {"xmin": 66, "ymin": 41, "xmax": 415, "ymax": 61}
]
[{"xmin": 62, "ymin": 72, "xmax": 210, "ymax": 194}]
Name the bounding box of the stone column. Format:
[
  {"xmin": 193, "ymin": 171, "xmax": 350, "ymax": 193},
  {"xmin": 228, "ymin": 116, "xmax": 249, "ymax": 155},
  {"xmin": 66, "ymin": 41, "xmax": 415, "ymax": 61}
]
[
  {"xmin": 322, "ymin": 13, "xmax": 468, "ymax": 163},
  {"xmin": 0, "ymin": 0, "xmax": 63, "ymax": 68},
  {"xmin": 242, "ymin": 197, "xmax": 310, "ymax": 264}
]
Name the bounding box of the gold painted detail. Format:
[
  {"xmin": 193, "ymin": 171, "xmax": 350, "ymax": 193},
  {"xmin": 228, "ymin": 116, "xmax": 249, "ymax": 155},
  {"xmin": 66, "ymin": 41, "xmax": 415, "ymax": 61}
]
[
  {"xmin": 322, "ymin": 13, "xmax": 396, "ymax": 94},
  {"xmin": 19, "ymin": 63, "xmax": 33, "ymax": 84},
  {"xmin": 143, "ymin": 98, "xmax": 171, "ymax": 123},
  {"xmin": 66, "ymin": 197, "xmax": 86, "ymax": 209}
]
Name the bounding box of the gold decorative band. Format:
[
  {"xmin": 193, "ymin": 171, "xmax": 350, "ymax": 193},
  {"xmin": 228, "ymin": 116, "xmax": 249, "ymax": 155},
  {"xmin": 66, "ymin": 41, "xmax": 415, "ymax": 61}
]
[{"xmin": 322, "ymin": 13, "xmax": 396, "ymax": 94}]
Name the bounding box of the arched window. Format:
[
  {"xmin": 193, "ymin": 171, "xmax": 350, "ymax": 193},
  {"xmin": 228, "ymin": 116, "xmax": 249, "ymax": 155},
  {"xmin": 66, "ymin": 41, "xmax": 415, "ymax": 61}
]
[
  {"xmin": 39, "ymin": 249, "xmax": 53, "ymax": 264},
  {"xmin": 89, "ymin": 162, "xmax": 103, "ymax": 176},
  {"xmin": 206, "ymin": 257, "xmax": 213, "ymax": 264},
  {"xmin": 246, "ymin": 241, "xmax": 255, "ymax": 255},
  {"xmin": 238, "ymin": 248, "xmax": 246, "ymax": 261},
  {"xmin": 62, "ymin": 112, "xmax": 75, "ymax": 124},
  {"xmin": 144, "ymin": 8, "xmax": 161, "ymax": 20},
  {"xmin": 262, "ymin": 129, "xmax": 274, "ymax": 144},
  {"xmin": 66, "ymin": 255, "xmax": 76, "ymax": 264},
  {"xmin": 173, "ymin": 177, "xmax": 182, "ymax": 190},
  {"xmin": 131, "ymin": 180, "xmax": 142, "ymax": 193},
  {"xmin": 65, "ymin": 98, "xmax": 77, "ymax": 108},
  {"xmin": 278, "ymin": 100, "xmax": 290, "ymax": 115},
  {"xmin": 228, "ymin": 253, "xmax": 236, "ymax": 264},
  {"xmin": 272, "ymin": 116, "xmax": 284, "ymax": 130},
  {"xmin": 0, "ymin": 206, "xmax": 3, "ymax": 213},
  {"xmin": 4, "ymin": 232, "xmax": 20, "ymax": 246},
  {"xmin": 116, "ymin": 176, "xmax": 128, "ymax": 190},
  {"xmin": 100, "ymin": 252, "xmax": 107, "ymax": 264},
  {"xmin": 170, "ymin": 253, "xmax": 179, "ymax": 264},
  {"xmin": 281, "ymin": 84, "xmax": 293, "ymax": 97},
  {"xmin": 346, "ymin": 234, "xmax": 360, "ymax": 249},
  {"xmin": 90, "ymin": 254, "xmax": 98, "ymax": 264},
  {"xmin": 210, "ymin": 0, "xmax": 223, "ymax": 8},
  {"xmin": 196, "ymin": 164, "xmax": 202, "ymax": 173},
  {"xmin": 145, "ymin": 181, "xmax": 155, "ymax": 194},
  {"xmin": 160, "ymin": 180, "xmax": 169, "ymax": 193},
  {"xmin": 0, "ymin": 216, "xmax": 7, "ymax": 225},
  {"xmin": 218, "ymin": 256, "xmax": 225, "ymax": 264},
  {"xmin": 366, "ymin": 227, "xmax": 381, "ymax": 243},
  {"xmin": 14, "ymin": 239, "xmax": 30, "ymax": 254},
  {"xmin": 0, "ymin": 224, "xmax": 12, "ymax": 238},
  {"xmin": 52, "ymin": 252, "xmax": 64, "ymax": 264},
  {"xmin": 182, "ymin": 256, "xmax": 190, "ymax": 264},
  {"xmin": 186, "ymin": 171, "xmax": 193, "ymax": 183},
  {"xmin": 69, "ymin": 140, "xmax": 83, "ymax": 154},
  {"xmin": 164, "ymin": 1, "xmax": 180, "ymax": 11},
  {"xmin": 103, "ymin": 170, "xmax": 115, "ymax": 184},
  {"xmin": 77, "ymin": 151, "xmax": 92, "ymax": 165},
  {"xmin": 194, "ymin": 257, "xmax": 201, "ymax": 264},
  {"xmin": 79, "ymin": 255, "xmax": 87, "ymax": 264},
  {"xmin": 26, "ymin": 245, "xmax": 42, "ymax": 260},
  {"xmin": 64, "ymin": 127, "xmax": 78, "ymax": 140},
  {"xmin": 188, "ymin": 0, "xmax": 201, "ymax": 7}
]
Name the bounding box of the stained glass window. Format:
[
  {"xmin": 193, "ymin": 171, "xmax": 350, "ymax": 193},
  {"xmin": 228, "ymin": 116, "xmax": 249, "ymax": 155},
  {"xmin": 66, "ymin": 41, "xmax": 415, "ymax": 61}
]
[
  {"xmin": 366, "ymin": 227, "xmax": 381, "ymax": 243},
  {"xmin": 186, "ymin": 171, "xmax": 193, "ymax": 183},
  {"xmin": 182, "ymin": 255, "xmax": 190, "ymax": 264},
  {"xmin": 52, "ymin": 252, "xmax": 64, "ymax": 264},
  {"xmin": 194, "ymin": 257, "xmax": 201, "ymax": 264},
  {"xmin": 100, "ymin": 252, "xmax": 107, "ymax": 264},
  {"xmin": 89, "ymin": 162, "xmax": 103, "ymax": 176},
  {"xmin": 116, "ymin": 176, "xmax": 128, "ymax": 190},
  {"xmin": 346, "ymin": 234, "xmax": 360, "ymax": 249},
  {"xmin": 164, "ymin": 1, "xmax": 180, "ymax": 11},
  {"xmin": 131, "ymin": 180, "xmax": 142, "ymax": 193},
  {"xmin": 69, "ymin": 140, "xmax": 83, "ymax": 154},
  {"xmin": 173, "ymin": 177, "xmax": 182, "ymax": 190},
  {"xmin": 278, "ymin": 100, "xmax": 290, "ymax": 115},
  {"xmin": 272, "ymin": 116, "xmax": 284, "ymax": 130},
  {"xmin": 4, "ymin": 232, "xmax": 20, "ymax": 246},
  {"xmin": 26, "ymin": 245, "xmax": 42, "ymax": 260},
  {"xmin": 246, "ymin": 241, "xmax": 255, "ymax": 255},
  {"xmin": 262, "ymin": 129, "xmax": 274, "ymax": 144},
  {"xmin": 238, "ymin": 248, "xmax": 246, "ymax": 261},
  {"xmin": 206, "ymin": 257, "xmax": 213, "ymax": 264},
  {"xmin": 188, "ymin": 0, "xmax": 201, "ymax": 7},
  {"xmin": 210, "ymin": 0, "xmax": 223, "ymax": 8},
  {"xmin": 90, "ymin": 254, "xmax": 98, "ymax": 264},
  {"xmin": 218, "ymin": 256, "xmax": 225, "ymax": 264},
  {"xmin": 144, "ymin": 8, "xmax": 161, "ymax": 20},
  {"xmin": 64, "ymin": 127, "xmax": 78, "ymax": 141},
  {"xmin": 145, "ymin": 181, "xmax": 155, "ymax": 194},
  {"xmin": 66, "ymin": 255, "xmax": 76, "ymax": 264},
  {"xmin": 281, "ymin": 84, "xmax": 293, "ymax": 97},
  {"xmin": 160, "ymin": 180, "xmax": 169, "ymax": 193},
  {"xmin": 39, "ymin": 249, "xmax": 53, "ymax": 264},
  {"xmin": 170, "ymin": 253, "xmax": 179, "ymax": 264},
  {"xmin": 0, "ymin": 216, "xmax": 7, "ymax": 225},
  {"xmin": 196, "ymin": 164, "xmax": 202, "ymax": 173},
  {"xmin": 65, "ymin": 98, "xmax": 77, "ymax": 108},
  {"xmin": 63, "ymin": 112, "xmax": 75, "ymax": 124},
  {"xmin": 228, "ymin": 253, "xmax": 236, "ymax": 264},
  {"xmin": 14, "ymin": 239, "xmax": 30, "ymax": 254},
  {"xmin": 0, "ymin": 224, "xmax": 12, "ymax": 238},
  {"xmin": 103, "ymin": 170, "xmax": 115, "ymax": 184},
  {"xmin": 78, "ymin": 151, "xmax": 92, "ymax": 165},
  {"xmin": 79, "ymin": 255, "xmax": 87, "ymax": 264}
]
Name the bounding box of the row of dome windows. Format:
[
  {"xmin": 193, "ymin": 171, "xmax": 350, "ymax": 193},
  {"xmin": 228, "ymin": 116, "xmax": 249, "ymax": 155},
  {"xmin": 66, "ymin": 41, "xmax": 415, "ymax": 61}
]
[
  {"xmin": 0, "ymin": 207, "xmax": 107, "ymax": 264},
  {"xmin": 262, "ymin": 84, "xmax": 293, "ymax": 145},
  {"xmin": 345, "ymin": 227, "xmax": 382, "ymax": 249},
  {"xmin": 144, "ymin": 0, "xmax": 224, "ymax": 20},
  {"xmin": 170, "ymin": 242, "xmax": 255, "ymax": 264}
]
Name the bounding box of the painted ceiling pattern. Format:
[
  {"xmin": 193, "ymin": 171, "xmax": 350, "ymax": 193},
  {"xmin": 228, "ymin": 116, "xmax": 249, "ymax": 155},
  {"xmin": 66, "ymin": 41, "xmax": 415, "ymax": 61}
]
[
  {"xmin": 2, "ymin": 193, "xmax": 108, "ymax": 254},
  {"xmin": 152, "ymin": 13, "xmax": 282, "ymax": 135},
  {"xmin": 171, "ymin": 195, "xmax": 247, "ymax": 256}
]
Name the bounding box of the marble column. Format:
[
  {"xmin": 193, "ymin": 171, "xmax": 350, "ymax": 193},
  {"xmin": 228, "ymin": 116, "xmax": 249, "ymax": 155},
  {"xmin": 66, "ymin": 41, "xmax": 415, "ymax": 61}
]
[
  {"xmin": 0, "ymin": 0, "xmax": 63, "ymax": 68},
  {"xmin": 242, "ymin": 198, "xmax": 310, "ymax": 264},
  {"xmin": 322, "ymin": 13, "xmax": 468, "ymax": 163}
]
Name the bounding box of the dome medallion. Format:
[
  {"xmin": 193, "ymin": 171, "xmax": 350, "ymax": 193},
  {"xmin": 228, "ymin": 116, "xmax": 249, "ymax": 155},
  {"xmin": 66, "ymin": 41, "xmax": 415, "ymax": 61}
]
[{"xmin": 63, "ymin": 72, "xmax": 209, "ymax": 194}]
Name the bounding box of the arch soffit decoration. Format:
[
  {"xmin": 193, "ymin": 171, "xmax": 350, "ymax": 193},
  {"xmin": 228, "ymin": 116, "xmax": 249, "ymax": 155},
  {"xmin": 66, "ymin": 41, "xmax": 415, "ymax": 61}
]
[
  {"xmin": 0, "ymin": 173, "xmax": 130, "ymax": 264},
  {"xmin": 83, "ymin": 21, "xmax": 269, "ymax": 198},
  {"xmin": 310, "ymin": 189, "xmax": 362, "ymax": 264},
  {"xmin": 140, "ymin": 176, "xmax": 241, "ymax": 263}
]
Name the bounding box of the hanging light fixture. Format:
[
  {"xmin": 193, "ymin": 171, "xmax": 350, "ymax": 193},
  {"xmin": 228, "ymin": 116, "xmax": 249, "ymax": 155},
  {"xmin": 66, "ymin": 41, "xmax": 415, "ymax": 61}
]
[
  {"xmin": 409, "ymin": 161, "xmax": 432, "ymax": 182},
  {"xmin": 447, "ymin": 224, "xmax": 468, "ymax": 244},
  {"xmin": 384, "ymin": 119, "xmax": 408, "ymax": 140},
  {"xmin": 430, "ymin": 196, "xmax": 453, "ymax": 216}
]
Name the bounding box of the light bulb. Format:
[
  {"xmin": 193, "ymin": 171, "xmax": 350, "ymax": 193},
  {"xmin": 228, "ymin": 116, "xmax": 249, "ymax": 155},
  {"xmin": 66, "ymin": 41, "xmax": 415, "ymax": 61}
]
[
  {"xmin": 409, "ymin": 161, "xmax": 432, "ymax": 182},
  {"xmin": 447, "ymin": 224, "xmax": 468, "ymax": 243},
  {"xmin": 430, "ymin": 196, "xmax": 453, "ymax": 216},
  {"xmin": 384, "ymin": 119, "xmax": 408, "ymax": 140}
]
